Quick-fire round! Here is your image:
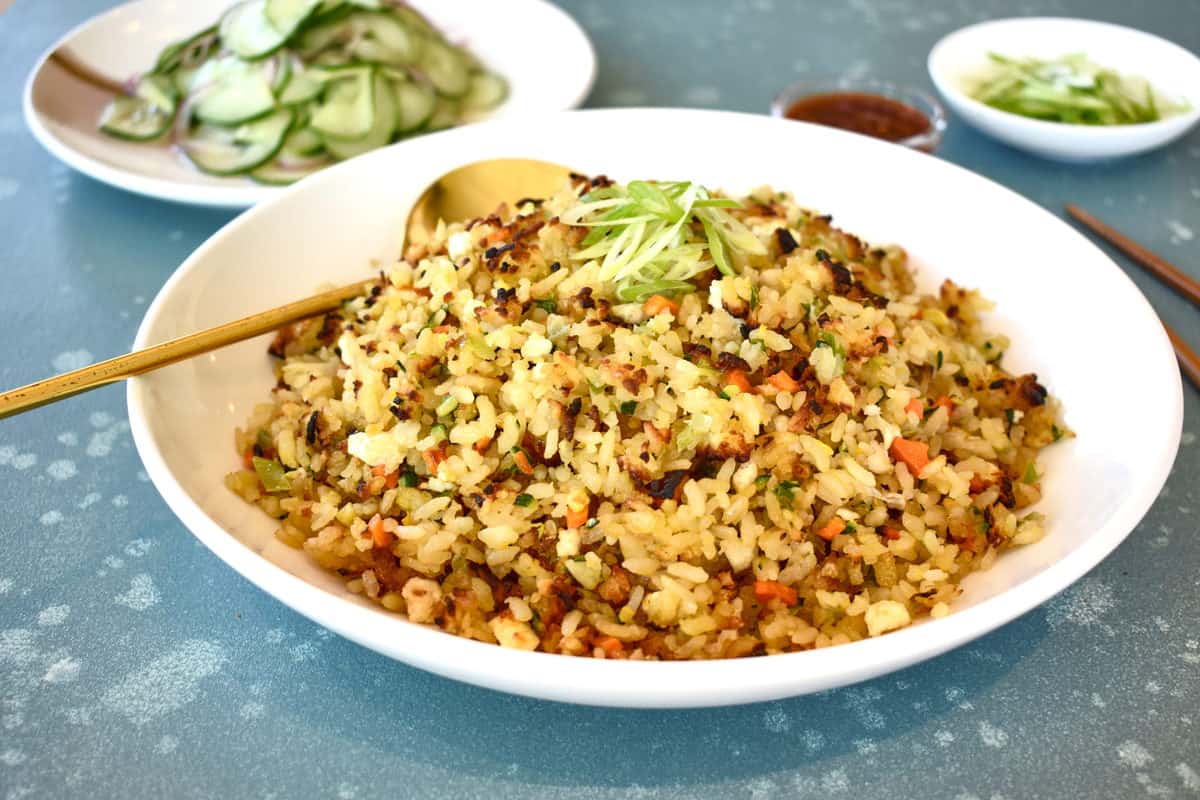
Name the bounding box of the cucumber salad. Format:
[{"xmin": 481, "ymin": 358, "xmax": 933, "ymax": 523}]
[{"xmin": 98, "ymin": 0, "xmax": 508, "ymax": 184}]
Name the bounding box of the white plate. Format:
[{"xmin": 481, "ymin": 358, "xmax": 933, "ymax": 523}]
[
  {"xmin": 128, "ymin": 109, "xmax": 1182, "ymax": 707},
  {"xmin": 22, "ymin": 0, "xmax": 595, "ymax": 208},
  {"xmin": 928, "ymin": 17, "xmax": 1200, "ymax": 162}
]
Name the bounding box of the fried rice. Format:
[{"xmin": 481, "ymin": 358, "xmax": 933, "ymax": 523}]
[{"xmin": 225, "ymin": 174, "xmax": 1070, "ymax": 659}]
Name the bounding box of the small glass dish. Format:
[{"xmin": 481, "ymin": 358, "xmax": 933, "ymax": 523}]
[{"xmin": 770, "ymin": 77, "xmax": 948, "ymax": 153}]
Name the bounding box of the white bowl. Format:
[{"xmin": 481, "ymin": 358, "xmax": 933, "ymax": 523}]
[
  {"xmin": 928, "ymin": 17, "xmax": 1200, "ymax": 162},
  {"xmin": 23, "ymin": 0, "xmax": 596, "ymax": 208},
  {"xmin": 128, "ymin": 108, "xmax": 1182, "ymax": 707}
]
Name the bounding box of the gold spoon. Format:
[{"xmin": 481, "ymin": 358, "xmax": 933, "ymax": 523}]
[{"xmin": 0, "ymin": 157, "xmax": 573, "ymax": 419}]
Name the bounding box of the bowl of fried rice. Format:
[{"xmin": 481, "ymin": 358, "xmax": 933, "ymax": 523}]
[{"xmin": 128, "ymin": 108, "xmax": 1182, "ymax": 707}]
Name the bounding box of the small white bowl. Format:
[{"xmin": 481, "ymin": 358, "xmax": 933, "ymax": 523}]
[{"xmin": 928, "ymin": 17, "xmax": 1200, "ymax": 162}]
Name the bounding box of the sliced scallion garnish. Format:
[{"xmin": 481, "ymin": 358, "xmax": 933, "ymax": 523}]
[{"xmin": 560, "ymin": 180, "xmax": 766, "ymax": 301}]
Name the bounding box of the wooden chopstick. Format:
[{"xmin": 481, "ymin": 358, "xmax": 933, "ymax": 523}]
[
  {"xmin": 1066, "ymin": 204, "xmax": 1200, "ymax": 307},
  {"xmin": 1164, "ymin": 325, "xmax": 1200, "ymax": 389},
  {"xmin": 1065, "ymin": 203, "xmax": 1200, "ymax": 390},
  {"xmin": 0, "ymin": 279, "xmax": 375, "ymax": 419}
]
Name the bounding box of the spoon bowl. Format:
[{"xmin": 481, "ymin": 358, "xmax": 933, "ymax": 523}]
[{"xmin": 0, "ymin": 157, "xmax": 575, "ymax": 418}]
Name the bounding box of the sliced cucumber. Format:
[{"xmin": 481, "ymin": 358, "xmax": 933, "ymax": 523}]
[
  {"xmin": 219, "ymin": 0, "xmax": 290, "ymax": 60},
  {"xmin": 270, "ymin": 51, "xmax": 293, "ymax": 96},
  {"xmin": 282, "ymin": 125, "xmax": 324, "ymax": 156},
  {"xmin": 423, "ymin": 96, "xmax": 460, "ymax": 131},
  {"xmin": 347, "ymin": 12, "xmax": 420, "ymax": 65},
  {"xmin": 461, "ymin": 71, "xmax": 507, "ymax": 111},
  {"xmin": 419, "ymin": 39, "xmax": 470, "ymax": 98},
  {"xmin": 264, "ymin": 0, "xmax": 321, "ymax": 32},
  {"xmin": 389, "ymin": 75, "xmax": 436, "ymax": 132},
  {"xmin": 390, "ymin": 5, "xmax": 433, "ymax": 37},
  {"xmin": 294, "ymin": 15, "xmax": 356, "ymax": 60},
  {"xmin": 309, "ymin": 67, "xmax": 373, "ymax": 139},
  {"xmin": 320, "ymin": 71, "xmax": 394, "ymax": 159},
  {"xmin": 154, "ymin": 26, "xmax": 217, "ymax": 74},
  {"xmin": 192, "ymin": 56, "xmax": 278, "ymax": 125},
  {"xmin": 138, "ymin": 74, "xmax": 180, "ymax": 112},
  {"xmin": 249, "ymin": 154, "xmax": 331, "ymax": 184},
  {"xmin": 182, "ymin": 107, "xmax": 294, "ymax": 175},
  {"xmin": 278, "ymin": 57, "xmax": 325, "ymax": 104}
]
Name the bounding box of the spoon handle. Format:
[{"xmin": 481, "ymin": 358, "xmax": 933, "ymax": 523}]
[{"xmin": 0, "ymin": 279, "xmax": 374, "ymax": 420}]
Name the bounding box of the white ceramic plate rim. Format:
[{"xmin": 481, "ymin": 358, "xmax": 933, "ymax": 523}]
[
  {"xmin": 928, "ymin": 17, "xmax": 1200, "ymax": 138},
  {"xmin": 128, "ymin": 108, "xmax": 1182, "ymax": 707},
  {"xmin": 22, "ymin": 0, "xmax": 596, "ymax": 209}
]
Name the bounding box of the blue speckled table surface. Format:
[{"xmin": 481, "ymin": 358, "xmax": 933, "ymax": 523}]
[{"xmin": 2, "ymin": 1, "xmax": 1198, "ymax": 798}]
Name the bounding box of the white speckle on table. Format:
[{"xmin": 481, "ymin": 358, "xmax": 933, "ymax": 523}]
[
  {"xmin": 843, "ymin": 686, "xmax": 886, "ymax": 729},
  {"xmin": 1154, "ymin": 617, "xmax": 1171, "ymax": 633},
  {"xmin": 0, "ymin": 178, "xmax": 20, "ymax": 200},
  {"xmin": 1167, "ymin": 220, "xmax": 1195, "ymax": 244},
  {"xmin": 1176, "ymin": 763, "xmax": 1200, "ymax": 791},
  {"xmin": 0, "ymin": 446, "xmax": 13, "ymax": 465},
  {"xmin": 1092, "ymin": 693, "xmax": 1107, "ymax": 708},
  {"xmin": 56, "ymin": 432, "xmax": 78, "ymax": 446},
  {"xmin": 683, "ymin": 86, "xmax": 721, "ymax": 106},
  {"xmin": 0, "ymin": 749, "xmax": 27, "ymax": 766},
  {"xmin": 0, "ymin": 579, "xmax": 12, "ymax": 595},
  {"xmin": 61, "ymin": 708, "xmax": 92, "ymax": 726},
  {"xmin": 935, "ymin": 730, "xmax": 955, "ymax": 746},
  {"xmin": 114, "ymin": 574, "xmax": 160, "ymax": 611},
  {"xmin": 167, "ymin": 230, "xmax": 183, "ymax": 242},
  {"xmin": 1191, "ymin": 187, "xmax": 1200, "ymax": 199},
  {"xmin": 800, "ymin": 729, "xmax": 825, "ymax": 753},
  {"xmin": 1183, "ymin": 432, "xmax": 1197, "ymax": 447},
  {"xmin": 1118, "ymin": 740, "xmax": 1155, "ymax": 769},
  {"xmin": 86, "ymin": 420, "xmax": 129, "ymax": 458},
  {"xmin": 124, "ymin": 539, "xmax": 153, "ymax": 558},
  {"xmin": 753, "ymin": 0, "xmax": 774, "ymax": 10},
  {"xmin": 154, "ymin": 735, "xmax": 179, "ymax": 755},
  {"xmin": 111, "ymin": 495, "xmax": 128, "ymax": 508},
  {"xmin": 336, "ymin": 783, "xmax": 358, "ymax": 800},
  {"xmin": 39, "ymin": 511, "xmax": 62, "ymax": 526},
  {"xmin": 0, "ymin": 629, "xmax": 39, "ymax": 666},
  {"xmin": 42, "ymin": 657, "xmax": 80, "ymax": 684},
  {"xmin": 820, "ymin": 769, "xmax": 850, "ymax": 792},
  {"xmin": 103, "ymin": 555, "xmax": 124, "ymax": 571},
  {"xmin": 88, "ymin": 412, "xmax": 114, "ymax": 428},
  {"xmin": 46, "ymin": 459, "xmax": 77, "ymax": 480},
  {"xmin": 290, "ymin": 640, "xmax": 318, "ymax": 662},
  {"xmin": 979, "ymin": 721, "xmax": 1009, "ymax": 748},
  {"xmin": 264, "ymin": 628, "xmax": 285, "ymax": 645},
  {"xmin": 239, "ymin": 701, "xmax": 265, "ymax": 721},
  {"xmin": 763, "ymin": 704, "xmax": 791, "ymax": 733},
  {"xmin": 36, "ymin": 606, "xmax": 69, "ymax": 627},
  {"xmin": 2, "ymin": 713, "xmax": 22, "ymax": 730},
  {"xmin": 1137, "ymin": 773, "xmax": 1174, "ymax": 797},
  {"xmin": 1145, "ymin": 681, "xmax": 1162, "ymax": 695},
  {"xmin": 11, "ymin": 453, "xmax": 36, "ymax": 471},
  {"xmin": 1046, "ymin": 577, "xmax": 1116, "ymax": 632},
  {"xmin": 853, "ymin": 738, "xmax": 877, "ymax": 755},
  {"xmin": 79, "ymin": 492, "xmax": 101, "ymax": 509},
  {"xmin": 136, "ymin": 470, "xmax": 149, "ymax": 482},
  {"xmin": 99, "ymin": 639, "xmax": 227, "ymax": 725},
  {"xmin": 51, "ymin": 350, "xmax": 92, "ymax": 372},
  {"xmin": 133, "ymin": 295, "xmax": 145, "ymax": 305}
]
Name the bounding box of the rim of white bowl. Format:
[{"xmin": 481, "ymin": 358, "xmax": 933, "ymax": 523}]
[{"xmin": 127, "ymin": 108, "xmax": 1184, "ymax": 707}]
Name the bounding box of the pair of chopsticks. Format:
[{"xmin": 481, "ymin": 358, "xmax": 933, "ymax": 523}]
[{"xmin": 1066, "ymin": 204, "xmax": 1200, "ymax": 390}]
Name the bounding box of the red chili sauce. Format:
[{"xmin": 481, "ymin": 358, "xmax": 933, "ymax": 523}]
[{"xmin": 785, "ymin": 92, "xmax": 932, "ymax": 149}]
